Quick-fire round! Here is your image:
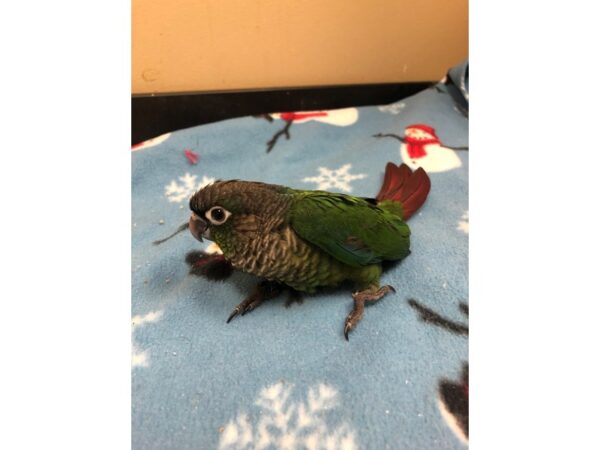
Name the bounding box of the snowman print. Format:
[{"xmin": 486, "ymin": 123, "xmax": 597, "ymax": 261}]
[{"xmin": 375, "ymin": 124, "xmax": 465, "ymax": 173}]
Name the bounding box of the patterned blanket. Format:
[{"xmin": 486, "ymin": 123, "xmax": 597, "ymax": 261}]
[{"xmin": 132, "ymin": 61, "xmax": 469, "ymax": 449}]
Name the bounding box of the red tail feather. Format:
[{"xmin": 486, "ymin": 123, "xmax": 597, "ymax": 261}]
[{"xmin": 376, "ymin": 162, "xmax": 431, "ymax": 220}]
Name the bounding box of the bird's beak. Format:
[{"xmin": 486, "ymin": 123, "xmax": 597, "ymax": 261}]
[{"xmin": 189, "ymin": 213, "xmax": 208, "ymax": 242}]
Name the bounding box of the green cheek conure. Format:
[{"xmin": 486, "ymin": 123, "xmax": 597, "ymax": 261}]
[{"xmin": 181, "ymin": 162, "xmax": 431, "ymax": 340}]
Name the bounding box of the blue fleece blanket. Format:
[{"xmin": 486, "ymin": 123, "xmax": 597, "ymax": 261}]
[{"xmin": 132, "ymin": 61, "xmax": 469, "ymax": 449}]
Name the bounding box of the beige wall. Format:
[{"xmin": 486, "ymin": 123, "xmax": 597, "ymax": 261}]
[{"xmin": 132, "ymin": 0, "xmax": 468, "ymax": 95}]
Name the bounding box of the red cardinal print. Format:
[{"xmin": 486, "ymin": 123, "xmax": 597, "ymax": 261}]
[{"xmin": 259, "ymin": 108, "xmax": 359, "ymax": 153}]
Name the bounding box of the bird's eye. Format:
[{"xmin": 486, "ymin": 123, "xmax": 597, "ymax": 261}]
[{"xmin": 205, "ymin": 206, "xmax": 231, "ymax": 225}]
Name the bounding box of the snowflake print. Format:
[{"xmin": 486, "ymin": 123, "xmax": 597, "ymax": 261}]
[
  {"xmin": 132, "ymin": 310, "xmax": 164, "ymax": 368},
  {"xmin": 378, "ymin": 101, "xmax": 406, "ymax": 115},
  {"xmin": 219, "ymin": 381, "xmax": 357, "ymax": 450},
  {"xmin": 457, "ymin": 211, "xmax": 469, "ymax": 234},
  {"xmin": 302, "ymin": 164, "xmax": 366, "ymax": 193},
  {"xmin": 164, "ymin": 173, "xmax": 215, "ymax": 203}
]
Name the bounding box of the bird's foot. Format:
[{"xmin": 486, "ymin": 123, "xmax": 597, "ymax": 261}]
[
  {"xmin": 226, "ymin": 280, "xmax": 283, "ymax": 323},
  {"xmin": 344, "ymin": 285, "xmax": 396, "ymax": 341}
]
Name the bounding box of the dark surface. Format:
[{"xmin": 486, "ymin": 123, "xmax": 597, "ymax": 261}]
[{"xmin": 132, "ymin": 82, "xmax": 432, "ymax": 145}]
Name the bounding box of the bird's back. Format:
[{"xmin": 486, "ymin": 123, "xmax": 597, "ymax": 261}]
[{"xmin": 287, "ymin": 190, "xmax": 411, "ymax": 268}]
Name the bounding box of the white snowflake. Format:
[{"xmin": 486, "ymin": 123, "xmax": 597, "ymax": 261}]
[
  {"xmin": 132, "ymin": 310, "xmax": 164, "ymax": 368},
  {"xmin": 302, "ymin": 164, "xmax": 366, "ymax": 193},
  {"xmin": 457, "ymin": 210, "xmax": 469, "ymax": 234},
  {"xmin": 219, "ymin": 381, "xmax": 357, "ymax": 450},
  {"xmin": 164, "ymin": 173, "xmax": 215, "ymax": 203},
  {"xmin": 378, "ymin": 101, "xmax": 406, "ymax": 115}
]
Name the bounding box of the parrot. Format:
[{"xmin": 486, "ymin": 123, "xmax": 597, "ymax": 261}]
[
  {"xmin": 161, "ymin": 162, "xmax": 430, "ymax": 340},
  {"xmin": 154, "ymin": 162, "xmax": 431, "ymax": 340}
]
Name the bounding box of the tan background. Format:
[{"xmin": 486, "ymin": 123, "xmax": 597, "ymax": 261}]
[{"xmin": 132, "ymin": 0, "xmax": 468, "ymax": 95}]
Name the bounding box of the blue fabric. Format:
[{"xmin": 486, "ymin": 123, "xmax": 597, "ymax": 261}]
[{"xmin": 132, "ymin": 61, "xmax": 469, "ymax": 449}]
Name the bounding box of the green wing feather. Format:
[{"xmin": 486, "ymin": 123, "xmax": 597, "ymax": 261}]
[{"xmin": 288, "ymin": 191, "xmax": 411, "ymax": 268}]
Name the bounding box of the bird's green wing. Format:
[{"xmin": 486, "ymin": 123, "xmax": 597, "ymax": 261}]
[{"xmin": 288, "ymin": 191, "xmax": 411, "ymax": 268}]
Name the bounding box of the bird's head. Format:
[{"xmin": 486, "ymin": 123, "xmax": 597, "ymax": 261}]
[{"xmin": 188, "ymin": 180, "xmax": 291, "ymax": 247}]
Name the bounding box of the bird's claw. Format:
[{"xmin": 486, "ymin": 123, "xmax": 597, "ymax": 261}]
[
  {"xmin": 344, "ymin": 322, "xmax": 352, "ymax": 341},
  {"xmin": 226, "ymin": 307, "xmax": 242, "ymax": 323},
  {"xmin": 344, "ymin": 310, "xmax": 360, "ymax": 341},
  {"xmin": 226, "ymin": 281, "xmax": 282, "ymax": 323},
  {"xmin": 226, "ymin": 302, "xmax": 256, "ymax": 323},
  {"xmin": 241, "ymin": 303, "xmax": 255, "ymax": 316}
]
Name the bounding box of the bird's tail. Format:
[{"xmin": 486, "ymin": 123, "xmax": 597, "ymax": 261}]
[{"xmin": 376, "ymin": 162, "xmax": 431, "ymax": 220}]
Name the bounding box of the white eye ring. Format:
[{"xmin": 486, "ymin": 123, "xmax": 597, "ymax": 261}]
[{"xmin": 205, "ymin": 206, "xmax": 231, "ymax": 225}]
